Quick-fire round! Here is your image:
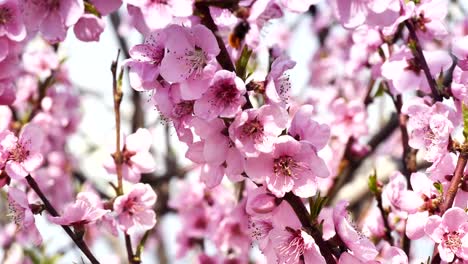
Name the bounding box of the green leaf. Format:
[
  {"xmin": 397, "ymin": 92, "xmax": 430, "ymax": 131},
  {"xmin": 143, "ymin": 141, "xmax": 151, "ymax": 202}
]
[
  {"xmin": 368, "ymin": 169, "xmax": 379, "ymax": 195},
  {"xmin": 433, "ymin": 181, "xmax": 444, "ymax": 195},
  {"xmin": 235, "ymin": 45, "xmax": 253, "ymax": 81},
  {"xmin": 463, "ymin": 103, "xmax": 468, "ymax": 141},
  {"xmin": 309, "ymin": 192, "xmax": 328, "ymax": 223},
  {"xmin": 84, "ymin": 2, "xmax": 101, "ymax": 17}
]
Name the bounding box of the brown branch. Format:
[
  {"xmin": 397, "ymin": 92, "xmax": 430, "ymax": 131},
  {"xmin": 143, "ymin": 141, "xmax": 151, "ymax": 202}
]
[
  {"xmin": 441, "ymin": 152, "xmax": 467, "ymax": 213},
  {"xmin": 327, "ymin": 113, "xmax": 399, "ymax": 203},
  {"xmin": 405, "ymin": 20, "xmax": 442, "ymax": 101},
  {"xmin": 195, "ymin": 2, "xmax": 236, "ymax": 72},
  {"xmin": 25, "ymin": 175, "xmax": 100, "ymax": 264}
]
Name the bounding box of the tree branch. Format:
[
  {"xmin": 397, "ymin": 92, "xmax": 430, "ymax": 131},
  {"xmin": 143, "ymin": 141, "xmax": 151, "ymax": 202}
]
[{"xmin": 25, "ymin": 175, "xmax": 100, "ymax": 264}]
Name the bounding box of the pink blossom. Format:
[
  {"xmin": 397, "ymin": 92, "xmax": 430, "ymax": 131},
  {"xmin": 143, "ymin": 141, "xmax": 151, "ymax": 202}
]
[
  {"xmin": 73, "ymin": 14, "xmax": 105, "ymax": 42},
  {"xmin": 1, "ymin": 124, "xmax": 44, "ymax": 180},
  {"xmin": 0, "ymin": 0, "xmax": 26, "ymax": 41},
  {"xmin": 47, "ymin": 192, "xmax": 109, "ymax": 226},
  {"xmin": 194, "ymin": 70, "xmax": 246, "ymax": 120},
  {"xmin": 113, "ymin": 183, "xmax": 157, "ymax": 234},
  {"xmin": 333, "ymin": 200, "xmax": 378, "ymax": 262},
  {"xmin": 125, "ymin": 29, "xmax": 167, "ymax": 91},
  {"xmin": 413, "ymin": 0, "xmax": 448, "ymax": 40},
  {"xmin": 404, "ymin": 99, "xmax": 455, "ymax": 163},
  {"xmin": 20, "ymin": 0, "xmax": 84, "ymax": 43},
  {"xmin": 7, "ymin": 187, "xmax": 42, "ymax": 245},
  {"xmin": 229, "ymin": 105, "xmax": 287, "ymax": 157},
  {"xmin": 289, "ymin": 104, "xmax": 330, "ymax": 150},
  {"xmin": 425, "ymin": 207, "xmax": 468, "ymax": 262},
  {"xmin": 104, "ymin": 128, "xmax": 156, "ymax": 183},
  {"xmin": 245, "ymin": 135, "xmax": 329, "ymax": 198},
  {"xmin": 160, "ymin": 24, "xmax": 220, "ymax": 100}
]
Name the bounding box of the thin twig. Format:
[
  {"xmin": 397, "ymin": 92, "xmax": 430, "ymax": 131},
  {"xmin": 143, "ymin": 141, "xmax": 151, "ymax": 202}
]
[{"xmin": 405, "ymin": 20, "xmax": 442, "ymax": 101}]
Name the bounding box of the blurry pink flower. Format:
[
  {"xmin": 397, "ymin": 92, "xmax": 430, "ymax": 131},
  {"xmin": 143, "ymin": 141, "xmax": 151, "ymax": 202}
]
[
  {"xmin": 452, "ymin": 36, "xmax": 468, "ymax": 71},
  {"xmin": 7, "ymin": 187, "xmax": 42, "ymax": 245},
  {"xmin": 194, "ymin": 70, "xmax": 246, "ymax": 120},
  {"xmin": 0, "ymin": 79, "xmax": 15, "ymax": 105},
  {"xmin": 381, "ymin": 47, "xmax": 452, "ymax": 94},
  {"xmin": 22, "ymin": 47, "xmax": 60, "ymax": 79},
  {"xmin": 73, "ymin": 14, "xmax": 105, "ymax": 42},
  {"xmin": 229, "ymin": 104, "xmax": 287, "ymax": 157},
  {"xmin": 331, "ymin": 98, "xmax": 367, "ymax": 142},
  {"xmin": 20, "ymin": 0, "xmax": 84, "ymax": 43},
  {"xmin": 245, "ymin": 135, "xmax": 329, "ymax": 198},
  {"xmin": 126, "ymin": 0, "xmax": 192, "ymax": 34},
  {"xmin": 160, "ymin": 24, "xmax": 220, "ymax": 100},
  {"xmin": 104, "ymin": 128, "xmax": 156, "ymax": 183},
  {"xmin": 125, "ymin": 29, "xmax": 167, "ymax": 91},
  {"xmin": 333, "ymin": 200, "xmax": 378, "ymax": 262},
  {"xmin": 413, "ymin": 0, "xmax": 448, "ymax": 40},
  {"xmin": 425, "ymin": 207, "xmax": 468, "ymax": 262},
  {"xmin": 47, "ymin": 193, "xmax": 109, "ymax": 226},
  {"xmin": 113, "ymin": 183, "xmax": 157, "ymax": 234},
  {"xmin": 331, "ymin": 0, "xmax": 400, "ymax": 29},
  {"xmin": 1, "ymin": 124, "xmax": 44, "ymax": 180},
  {"xmin": 0, "ymin": 0, "xmax": 26, "ymax": 41}
]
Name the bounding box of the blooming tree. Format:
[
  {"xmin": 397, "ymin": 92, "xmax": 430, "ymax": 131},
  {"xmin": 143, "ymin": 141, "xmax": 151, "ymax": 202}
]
[{"xmin": 0, "ymin": 0, "xmax": 467, "ymax": 263}]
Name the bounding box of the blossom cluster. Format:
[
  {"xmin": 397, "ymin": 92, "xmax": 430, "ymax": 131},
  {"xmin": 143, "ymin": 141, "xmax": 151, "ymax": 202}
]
[{"xmin": 0, "ymin": 0, "xmax": 467, "ymax": 263}]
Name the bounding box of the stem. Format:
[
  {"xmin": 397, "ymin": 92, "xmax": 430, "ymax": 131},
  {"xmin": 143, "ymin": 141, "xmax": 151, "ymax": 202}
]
[
  {"xmin": 441, "ymin": 152, "xmax": 467, "ymax": 213},
  {"xmin": 25, "ymin": 176, "xmax": 100, "ymax": 264},
  {"xmin": 405, "ymin": 20, "xmax": 442, "ymax": 101},
  {"xmin": 375, "ymin": 192, "xmax": 393, "ymax": 244},
  {"xmin": 111, "ymin": 50, "xmax": 124, "ymax": 196}
]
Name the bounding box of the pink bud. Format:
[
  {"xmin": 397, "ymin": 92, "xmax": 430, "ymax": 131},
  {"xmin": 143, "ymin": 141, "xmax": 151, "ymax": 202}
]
[{"xmin": 248, "ymin": 193, "xmax": 278, "ymax": 215}]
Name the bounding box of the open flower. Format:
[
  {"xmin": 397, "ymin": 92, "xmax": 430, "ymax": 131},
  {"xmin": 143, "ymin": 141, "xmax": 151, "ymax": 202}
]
[
  {"xmin": 1, "ymin": 124, "xmax": 44, "ymax": 180},
  {"xmin": 47, "ymin": 193, "xmax": 109, "ymax": 227},
  {"xmin": 113, "ymin": 183, "xmax": 157, "ymax": 234},
  {"xmin": 425, "ymin": 207, "xmax": 468, "ymax": 262},
  {"xmin": 245, "ymin": 135, "xmax": 329, "ymax": 198},
  {"xmin": 104, "ymin": 128, "xmax": 156, "ymax": 183},
  {"xmin": 159, "ymin": 24, "xmax": 220, "ymax": 100},
  {"xmin": 0, "ymin": 0, "xmax": 26, "ymax": 42}
]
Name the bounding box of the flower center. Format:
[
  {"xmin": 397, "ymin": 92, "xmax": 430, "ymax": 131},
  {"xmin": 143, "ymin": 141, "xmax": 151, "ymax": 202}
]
[
  {"xmin": 123, "ymin": 197, "xmax": 144, "ymax": 215},
  {"xmin": 173, "ymin": 100, "xmax": 194, "ymax": 118},
  {"xmin": 249, "ymin": 219, "xmax": 273, "ymax": 241},
  {"xmin": 150, "ymin": 46, "xmax": 165, "ymax": 65},
  {"xmin": 9, "ymin": 143, "xmax": 29, "ymax": 163},
  {"xmin": 7, "ymin": 200, "xmax": 25, "ymax": 227},
  {"xmin": 184, "ymin": 47, "xmax": 207, "ymax": 78},
  {"xmin": 274, "ymin": 156, "xmax": 297, "ymax": 178},
  {"xmin": 212, "ymin": 79, "xmax": 238, "ymax": 107},
  {"xmin": 242, "ymin": 118, "xmax": 263, "ymax": 139},
  {"xmin": 405, "ymin": 58, "xmax": 422, "ymax": 74},
  {"xmin": 0, "ymin": 7, "xmax": 11, "ymax": 25},
  {"xmin": 444, "ymin": 231, "xmax": 462, "ymax": 252},
  {"xmin": 276, "ymin": 227, "xmax": 306, "ymax": 263}
]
